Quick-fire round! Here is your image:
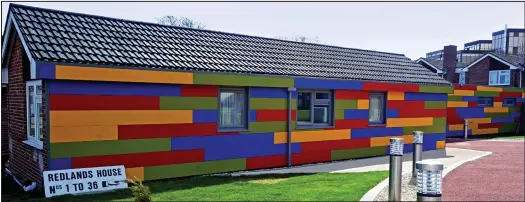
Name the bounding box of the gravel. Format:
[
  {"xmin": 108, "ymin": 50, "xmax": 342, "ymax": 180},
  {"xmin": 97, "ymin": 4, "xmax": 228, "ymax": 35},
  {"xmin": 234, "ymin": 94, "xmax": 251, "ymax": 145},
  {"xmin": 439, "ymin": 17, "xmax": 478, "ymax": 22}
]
[{"xmin": 374, "ymin": 172, "xmax": 418, "ymax": 201}]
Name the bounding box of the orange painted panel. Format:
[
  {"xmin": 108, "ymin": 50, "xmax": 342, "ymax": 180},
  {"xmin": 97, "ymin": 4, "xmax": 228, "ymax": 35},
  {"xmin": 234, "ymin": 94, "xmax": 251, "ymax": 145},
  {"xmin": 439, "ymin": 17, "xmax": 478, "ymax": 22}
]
[
  {"xmin": 357, "ymin": 100, "xmax": 369, "ymax": 109},
  {"xmin": 126, "ymin": 167, "xmax": 144, "ymax": 181},
  {"xmin": 51, "ymin": 126, "xmax": 118, "ymax": 143},
  {"xmin": 447, "ymin": 101, "xmax": 468, "ymax": 108},
  {"xmin": 370, "ymin": 135, "xmax": 413, "ymax": 147},
  {"xmin": 436, "ymin": 140, "xmax": 446, "ymax": 149},
  {"xmin": 274, "ymin": 129, "xmax": 351, "ymax": 144},
  {"xmin": 387, "ymin": 92, "xmax": 404, "ymax": 100}
]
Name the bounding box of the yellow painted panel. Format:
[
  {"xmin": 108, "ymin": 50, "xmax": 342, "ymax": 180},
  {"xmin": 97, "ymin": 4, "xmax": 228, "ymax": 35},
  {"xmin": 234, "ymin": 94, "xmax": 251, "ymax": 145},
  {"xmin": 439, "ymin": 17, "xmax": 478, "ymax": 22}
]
[
  {"xmin": 126, "ymin": 167, "xmax": 144, "ymax": 181},
  {"xmin": 370, "ymin": 135, "xmax": 413, "ymax": 147},
  {"xmin": 436, "ymin": 140, "xmax": 446, "ymax": 149},
  {"xmin": 466, "ymin": 118, "xmax": 491, "ymax": 124},
  {"xmin": 493, "ymin": 102, "xmax": 502, "ymax": 108},
  {"xmin": 472, "ymin": 128, "xmax": 499, "ymax": 135},
  {"xmin": 449, "ymin": 124, "xmax": 464, "ymax": 131},
  {"xmin": 388, "ymin": 92, "xmax": 404, "ymax": 100},
  {"xmin": 452, "ymin": 90, "xmax": 474, "ymax": 96},
  {"xmin": 484, "ymin": 107, "xmax": 508, "ymax": 113},
  {"xmin": 274, "ymin": 130, "xmax": 351, "ymax": 144},
  {"xmin": 477, "ymin": 86, "xmax": 502, "ymax": 92},
  {"xmin": 447, "ymin": 101, "xmax": 468, "ymax": 108},
  {"xmin": 51, "ymin": 110, "xmax": 193, "ymax": 127},
  {"xmin": 357, "ymin": 100, "xmax": 369, "ymax": 109},
  {"xmin": 274, "ymin": 132, "xmax": 287, "ymax": 144},
  {"xmin": 387, "ymin": 117, "xmax": 434, "ymax": 127},
  {"xmin": 56, "ymin": 65, "xmax": 193, "ymax": 84},
  {"xmin": 51, "ymin": 126, "xmax": 118, "ymax": 143}
]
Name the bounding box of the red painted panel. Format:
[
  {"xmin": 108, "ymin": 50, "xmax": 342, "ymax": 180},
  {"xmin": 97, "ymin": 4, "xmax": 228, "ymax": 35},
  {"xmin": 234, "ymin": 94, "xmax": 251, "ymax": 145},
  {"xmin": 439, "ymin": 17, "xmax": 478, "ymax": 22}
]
[
  {"xmin": 453, "ymin": 84, "xmax": 477, "ymax": 90},
  {"xmin": 256, "ymin": 110, "xmax": 296, "ymax": 121},
  {"xmin": 292, "ymin": 150, "xmax": 332, "ymax": 165},
  {"xmin": 118, "ymin": 123, "xmax": 237, "ymax": 139},
  {"xmin": 468, "ymin": 101, "xmax": 478, "ymax": 107},
  {"xmin": 332, "ymin": 119, "xmax": 369, "ymax": 129},
  {"xmin": 363, "ymin": 82, "xmax": 419, "ymax": 92},
  {"xmin": 499, "ymin": 92, "xmax": 523, "ymax": 98},
  {"xmin": 387, "ymin": 100, "xmax": 424, "ymax": 110},
  {"xmin": 335, "ymin": 90, "xmax": 369, "ymax": 100},
  {"xmin": 515, "ymin": 117, "xmax": 521, "ymax": 123},
  {"xmin": 246, "ymin": 155, "xmax": 286, "ymax": 170},
  {"xmin": 49, "ymin": 94, "xmax": 159, "ymax": 110},
  {"xmin": 398, "ymin": 109, "xmax": 446, "ymax": 118},
  {"xmin": 478, "ymin": 123, "xmax": 503, "ymax": 129},
  {"xmin": 516, "ymin": 102, "xmax": 522, "ymax": 108},
  {"xmin": 494, "ymin": 96, "xmax": 503, "ymax": 102},
  {"xmin": 447, "ymin": 108, "xmax": 463, "ymax": 124},
  {"xmin": 181, "ymin": 85, "xmax": 218, "ymax": 97},
  {"xmin": 71, "ymin": 149, "xmax": 205, "ymax": 168},
  {"xmin": 301, "ymin": 138, "xmax": 371, "ymax": 152}
]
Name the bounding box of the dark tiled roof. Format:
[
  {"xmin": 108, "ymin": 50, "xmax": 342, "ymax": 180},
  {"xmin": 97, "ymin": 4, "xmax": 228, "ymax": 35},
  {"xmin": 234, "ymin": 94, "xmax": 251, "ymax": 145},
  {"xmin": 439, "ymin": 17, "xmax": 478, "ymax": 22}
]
[
  {"xmin": 7, "ymin": 4, "xmax": 450, "ymax": 85},
  {"xmin": 490, "ymin": 52, "xmax": 525, "ymax": 67},
  {"xmin": 418, "ymin": 58, "xmax": 469, "ymax": 69}
]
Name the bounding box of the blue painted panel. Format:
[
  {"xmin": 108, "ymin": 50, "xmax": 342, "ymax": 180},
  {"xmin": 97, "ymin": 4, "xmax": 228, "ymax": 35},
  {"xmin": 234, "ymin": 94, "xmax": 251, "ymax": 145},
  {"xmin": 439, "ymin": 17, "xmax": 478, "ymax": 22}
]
[
  {"xmin": 49, "ymin": 158, "xmax": 71, "ymax": 170},
  {"xmin": 294, "ymin": 77, "xmax": 362, "ymax": 90},
  {"xmin": 48, "ymin": 80, "xmax": 181, "ymax": 96},
  {"xmin": 461, "ymin": 96, "xmax": 478, "ymax": 102},
  {"xmin": 423, "ymin": 133, "xmax": 446, "ymax": 151},
  {"xmin": 491, "ymin": 117, "xmax": 515, "ymax": 123},
  {"xmin": 386, "ymin": 144, "xmax": 414, "ymax": 155},
  {"xmin": 37, "ymin": 62, "xmax": 56, "ymax": 79},
  {"xmin": 193, "ymin": 110, "xmax": 218, "ymax": 123},
  {"xmin": 344, "ymin": 109, "xmax": 369, "ymax": 119},
  {"xmin": 511, "ymin": 112, "xmax": 521, "ymax": 118},
  {"xmin": 171, "ymin": 133, "xmax": 301, "ymax": 161},
  {"xmin": 352, "ymin": 127, "xmax": 404, "ymax": 138},
  {"xmin": 250, "ymin": 110, "xmax": 257, "ymax": 122},
  {"xmin": 516, "ymin": 98, "xmax": 525, "ymax": 103},
  {"xmin": 404, "ymin": 92, "xmax": 447, "ymax": 101},
  {"xmin": 446, "ymin": 129, "xmax": 472, "ymax": 137},
  {"xmin": 387, "ymin": 109, "xmax": 399, "ymax": 118},
  {"xmin": 456, "ymin": 108, "xmax": 486, "ymax": 119},
  {"xmin": 250, "ymin": 87, "xmax": 288, "ymax": 98}
]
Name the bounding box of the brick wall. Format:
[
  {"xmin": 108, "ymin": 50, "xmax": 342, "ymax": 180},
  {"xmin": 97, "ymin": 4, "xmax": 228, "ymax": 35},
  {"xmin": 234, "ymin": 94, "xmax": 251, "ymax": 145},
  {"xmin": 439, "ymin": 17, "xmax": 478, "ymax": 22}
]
[
  {"xmin": 2, "ymin": 87, "xmax": 8, "ymax": 156},
  {"xmin": 443, "ymin": 45, "xmax": 457, "ymax": 83},
  {"xmin": 6, "ymin": 35, "xmax": 47, "ymax": 189},
  {"xmin": 467, "ymin": 57, "xmax": 520, "ymax": 88}
]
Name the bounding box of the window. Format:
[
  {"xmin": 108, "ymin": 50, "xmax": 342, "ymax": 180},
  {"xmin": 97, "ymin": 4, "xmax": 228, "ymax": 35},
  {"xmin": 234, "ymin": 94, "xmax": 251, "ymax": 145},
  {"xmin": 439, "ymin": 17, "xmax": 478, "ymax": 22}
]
[
  {"xmin": 25, "ymin": 80, "xmax": 43, "ymax": 149},
  {"xmin": 369, "ymin": 93, "xmax": 386, "ymax": 124},
  {"xmin": 503, "ymin": 98, "xmax": 516, "ymax": 107},
  {"xmin": 459, "ymin": 72, "xmax": 466, "ymax": 84},
  {"xmin": 489, "ymin": 70, "xmax": 510, "ymax": 85},
  {"xmin": 297, "ymin": 90, "xmax": 333, "ymax": 127},
  {"xmin": 219, "ymin": 88, "xmax": 247, "ymax": 131},
  {"xmin": 478, "ymin": 97, "xmax": 494, "ymax": 107}
]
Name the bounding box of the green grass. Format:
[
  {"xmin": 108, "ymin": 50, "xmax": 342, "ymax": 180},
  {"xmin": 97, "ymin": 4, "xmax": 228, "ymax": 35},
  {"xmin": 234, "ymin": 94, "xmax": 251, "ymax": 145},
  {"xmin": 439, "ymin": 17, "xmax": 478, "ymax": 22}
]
[{"xmin": 4, "ymin": 172, "xmax": 389, "ymax": 201}]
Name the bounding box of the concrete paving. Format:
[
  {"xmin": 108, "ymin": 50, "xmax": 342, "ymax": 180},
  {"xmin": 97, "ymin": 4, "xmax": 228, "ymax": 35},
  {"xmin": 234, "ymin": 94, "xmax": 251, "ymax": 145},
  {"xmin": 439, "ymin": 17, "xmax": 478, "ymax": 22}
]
[{"xmin": 231, "ymin": 147, "xmax": 488, "ymax": 176}]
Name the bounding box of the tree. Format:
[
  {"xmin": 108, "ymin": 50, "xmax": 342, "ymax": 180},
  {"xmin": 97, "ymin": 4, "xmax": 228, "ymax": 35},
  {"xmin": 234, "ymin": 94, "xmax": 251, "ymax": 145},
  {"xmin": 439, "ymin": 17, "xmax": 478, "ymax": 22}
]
[
  {"xmin": 156, "ymin": 16, "xmax": 206, "ymax": 29},
  {"xmin": 275, "ymin": 35, "xmax": 323, "ymax": 44}
]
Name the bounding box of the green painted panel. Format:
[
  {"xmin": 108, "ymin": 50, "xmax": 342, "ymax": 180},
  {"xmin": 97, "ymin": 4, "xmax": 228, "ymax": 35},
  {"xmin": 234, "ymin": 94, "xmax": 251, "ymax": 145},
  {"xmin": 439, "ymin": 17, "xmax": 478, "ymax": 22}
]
[
  {"xmin": 424, "ymin": 101, "xmax": 447, "ymax": 109},
  {"xmin": 50, "ymin": 138, "xmax": 171, "ymax": 158},
  {"xmin": 144, "ymin": 158, "xmax": 246, "ymax": 181},
  {"xmin": 335, "ymin": 100, "xmax": 357, "ymax": 109},
  {"xmin": 485, "ymin": 112, "xmax": 510, "ymax": 118},
  {"xmin": 244, "ymin": 121, "xmax": 288, "ymax": 133},
  {"xmin": 502, "ymin": 87, "xmax": 524, "ymax": 92},
  {"xmin": 193, "ymin": 73, "xmax": 294, "ymax": 88},
  {"xmin": 403, "ymin": 117, "xmax": 446, "ymax": 134},
  {"xmin": 447, "ymin": 95, "xmax": 463, "ymax": 101},
  {"xmin": 335, "ymin": 109, "xmax": 345, "ymax": 120},
  {"xmin": 331, "ymin": 146, "xmax": 387, "ymax": 161},
  {"xmin": 499, "ymin": 123, "xmax": 518, "ymax": 133},
  {"xmin": 509, "ymin": 107, "xmax": 521, "ymax": 112},
  {"xmin": 160, "ymin": 97, "xmax": 217, "ymax": 110},
  {"xmin": 474, "ymin": 91, "xmax": 499, "ymax": 97},
  {"xmin": 250, "ymin": 98, "xmax": 296, "ymax": 110},
  {"xmin": 419, "ymin": 85, "xmax": 454, "ymax": 94}
]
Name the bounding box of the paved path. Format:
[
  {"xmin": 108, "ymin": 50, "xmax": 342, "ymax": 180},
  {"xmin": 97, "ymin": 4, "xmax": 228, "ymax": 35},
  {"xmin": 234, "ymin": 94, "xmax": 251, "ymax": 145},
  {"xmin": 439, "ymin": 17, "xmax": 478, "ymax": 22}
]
[{"xmin": 444, "ymin": 139, "xmax": 525, "ymax": 201}]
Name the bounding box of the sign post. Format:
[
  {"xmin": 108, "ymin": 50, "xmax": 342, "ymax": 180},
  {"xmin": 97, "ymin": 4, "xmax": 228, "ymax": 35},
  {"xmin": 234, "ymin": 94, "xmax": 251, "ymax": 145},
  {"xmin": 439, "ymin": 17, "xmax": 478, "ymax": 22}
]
[{"xmin": 43, "ymin": 165, "xmax": 128, "ymax": 198}]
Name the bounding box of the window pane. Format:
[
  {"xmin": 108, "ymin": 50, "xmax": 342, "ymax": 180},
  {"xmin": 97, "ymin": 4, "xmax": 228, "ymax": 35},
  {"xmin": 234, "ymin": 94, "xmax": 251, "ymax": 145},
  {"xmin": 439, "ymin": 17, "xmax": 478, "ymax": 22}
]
[
  {"xmin": 28, "ymin": 86, "xmax": 36, "ymax": 138},
  {"xmin": 219, "ymin": 90, "xmax": 245, "ymax": 127},
  {"xmin": 489, "ymin": 71, "xmax": 498, "ymax": 85},
  {"xmin": 369, "ymin": 94, "xmax": 384, "ymax": 123},
  {"xmin": 315, "ymin": 92, "xmax": 329, "ymax": 100},
  {"xmin": 297, "ymin": 92, "xmax": 312, "ymax": 122},
  {"xmin": 313, "ymin": 105, "xmax": 329, "ymax": 124},
  {"xmin": 38, "ymin": 103, "xmax": 44, "ymax": 141}
]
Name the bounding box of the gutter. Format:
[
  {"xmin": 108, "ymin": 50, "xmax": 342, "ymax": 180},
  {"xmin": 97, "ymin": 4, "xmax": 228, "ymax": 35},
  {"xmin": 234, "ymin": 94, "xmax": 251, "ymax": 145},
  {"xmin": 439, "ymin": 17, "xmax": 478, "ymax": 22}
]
[{"xmin": 5, "ymin": 168, "xmax": 37, "ymax": 192}]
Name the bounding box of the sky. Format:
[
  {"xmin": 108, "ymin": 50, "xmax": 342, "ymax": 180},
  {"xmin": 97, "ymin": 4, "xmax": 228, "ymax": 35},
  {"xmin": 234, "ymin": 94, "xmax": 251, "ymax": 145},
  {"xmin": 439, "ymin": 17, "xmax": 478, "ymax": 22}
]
[{"xmin": 2, "ymin": 2, "xmax": 524, "ymax": 59}]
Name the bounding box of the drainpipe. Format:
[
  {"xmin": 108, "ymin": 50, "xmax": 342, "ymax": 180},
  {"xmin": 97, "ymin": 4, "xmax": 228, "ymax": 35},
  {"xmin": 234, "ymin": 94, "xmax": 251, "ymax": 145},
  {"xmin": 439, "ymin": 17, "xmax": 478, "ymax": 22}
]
[
  {"xmin": 519, "ymin": 66, "xmax": 524, "ymax": 88},
  {"xmin": 5, "ymin": 168, "xmax": 37, "ymax": 192},
  {"xmin": 287, "ymin": 87, "xmax": 296, "ymax": 167}
]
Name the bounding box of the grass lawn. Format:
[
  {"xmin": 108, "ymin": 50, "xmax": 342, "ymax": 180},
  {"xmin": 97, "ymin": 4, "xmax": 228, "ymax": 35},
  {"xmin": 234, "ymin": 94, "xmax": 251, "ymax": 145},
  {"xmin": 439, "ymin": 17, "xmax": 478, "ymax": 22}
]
[{"xmin": 4, "ymin": 172, "xmax": 388, "ymax": 201}]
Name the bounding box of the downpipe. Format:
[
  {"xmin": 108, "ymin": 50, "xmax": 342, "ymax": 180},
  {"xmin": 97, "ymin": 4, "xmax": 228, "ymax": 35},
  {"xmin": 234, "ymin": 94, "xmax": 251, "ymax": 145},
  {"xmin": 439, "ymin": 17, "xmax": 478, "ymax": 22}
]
[{"xmin": 5, "ymin": 168, "xmax": 37, "ymax": 192}]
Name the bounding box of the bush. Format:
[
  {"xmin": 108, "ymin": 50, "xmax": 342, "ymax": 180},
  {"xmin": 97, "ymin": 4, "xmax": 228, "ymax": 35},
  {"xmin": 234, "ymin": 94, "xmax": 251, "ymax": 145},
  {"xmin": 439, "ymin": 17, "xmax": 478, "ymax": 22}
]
[{"xmin": 127, "ymin": 177, "xmax": 152, "ymax": 202}]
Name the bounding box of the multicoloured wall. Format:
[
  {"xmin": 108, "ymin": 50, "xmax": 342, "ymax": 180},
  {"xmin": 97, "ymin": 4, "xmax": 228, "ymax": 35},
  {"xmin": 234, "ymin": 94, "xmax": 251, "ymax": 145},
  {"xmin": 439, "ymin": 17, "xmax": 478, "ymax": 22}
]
[
  {"xmin": 447, "ymin": 84, "xmax": 524, "ymax": 137},
  {"xmin": 41, "ymin": 63, "xmax": 451, "ymax": 181}
]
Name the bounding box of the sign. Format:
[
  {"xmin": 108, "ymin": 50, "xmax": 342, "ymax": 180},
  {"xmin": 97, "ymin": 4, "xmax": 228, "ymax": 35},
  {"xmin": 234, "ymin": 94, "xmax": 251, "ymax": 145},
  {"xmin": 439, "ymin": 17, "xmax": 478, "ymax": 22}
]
[{"xmin": 43, "ymin": 165, "xmax": 128, "ymax": 198}]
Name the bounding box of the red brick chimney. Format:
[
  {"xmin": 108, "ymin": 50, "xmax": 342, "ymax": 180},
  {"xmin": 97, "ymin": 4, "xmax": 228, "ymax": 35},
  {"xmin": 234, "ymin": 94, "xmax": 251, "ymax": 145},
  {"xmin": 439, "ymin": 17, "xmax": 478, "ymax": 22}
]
[{"xmin": 443, "ymin": 45, "xmax": 458, "ymax": 83}]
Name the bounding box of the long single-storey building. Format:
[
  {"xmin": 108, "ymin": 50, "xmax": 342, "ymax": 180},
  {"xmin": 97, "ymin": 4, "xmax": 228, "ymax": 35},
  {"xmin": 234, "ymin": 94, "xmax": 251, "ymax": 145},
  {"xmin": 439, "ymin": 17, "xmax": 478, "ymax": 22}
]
[{"xmin": 0, "ymin": 3, "xmax": 475, "ymax": 190}]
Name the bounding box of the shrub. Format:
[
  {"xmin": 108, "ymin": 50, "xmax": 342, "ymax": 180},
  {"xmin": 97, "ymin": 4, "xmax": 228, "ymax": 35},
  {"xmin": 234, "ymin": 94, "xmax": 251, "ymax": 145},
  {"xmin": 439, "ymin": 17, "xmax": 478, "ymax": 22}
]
[{"xmin": 127, "ymin": 177, "xmax": 152, "ymax": 202}]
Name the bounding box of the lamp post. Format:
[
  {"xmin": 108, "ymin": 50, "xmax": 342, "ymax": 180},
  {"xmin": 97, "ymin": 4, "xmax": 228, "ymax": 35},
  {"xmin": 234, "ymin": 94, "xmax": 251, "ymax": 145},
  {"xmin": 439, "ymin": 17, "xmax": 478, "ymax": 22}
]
[
  {"xmin": 389, "ymin": 138, "xmax": 404, "ymax": 201},
  {"xmin": 416, "ymin": 160, "xmax": 444, "ymax": 201}
]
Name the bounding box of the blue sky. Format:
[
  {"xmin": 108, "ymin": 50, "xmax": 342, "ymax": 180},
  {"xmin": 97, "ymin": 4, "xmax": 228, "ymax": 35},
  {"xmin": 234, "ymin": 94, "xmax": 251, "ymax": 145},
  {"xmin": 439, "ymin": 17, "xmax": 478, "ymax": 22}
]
[{"xmin": 2, "ymin": 2, "xmax": 524, "ymax": 59}]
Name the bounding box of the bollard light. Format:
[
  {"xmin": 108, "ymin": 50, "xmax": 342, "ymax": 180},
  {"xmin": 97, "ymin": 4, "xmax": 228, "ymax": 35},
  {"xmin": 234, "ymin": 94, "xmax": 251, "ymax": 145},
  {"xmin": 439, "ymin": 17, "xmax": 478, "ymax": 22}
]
[
  {"xmin": 388, "ymin": 138, "xmax": 404, "ymax": 201},
  {"xmin": 416, "ymin": 160, "xmax": 444, "ymax": 201},
  {"xmin": 413, "ymin": 131, "xmax": 424, "ymax": 144},
  {"xmin": 411, "ymin": 131, "xmax": 424, "ymax": 184}
]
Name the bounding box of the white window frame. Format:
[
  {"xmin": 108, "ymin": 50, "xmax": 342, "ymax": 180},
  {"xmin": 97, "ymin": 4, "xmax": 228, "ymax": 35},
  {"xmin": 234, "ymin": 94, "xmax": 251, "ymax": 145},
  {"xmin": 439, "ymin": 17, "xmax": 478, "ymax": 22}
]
[
  {"xmin": 296, "ymin": 90, "xmax": 333, "ymax": 128},
  {"xmin": 24, "ymin": 80, "xmax": 43, "ymax": 149},
  {"xmin": 489, "ymin": 70, "xmax": 510, "ymax": 86}
]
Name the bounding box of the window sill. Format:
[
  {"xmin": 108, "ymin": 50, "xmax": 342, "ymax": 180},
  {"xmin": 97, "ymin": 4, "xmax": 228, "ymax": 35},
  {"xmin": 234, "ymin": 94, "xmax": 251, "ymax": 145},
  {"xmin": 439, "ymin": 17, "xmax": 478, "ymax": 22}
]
[
  {"xmin": 368, "ymin": 123, "xmax": 386, "ymax": 127},
  {"xmin": 218, "ymin": 128, "xmax": 250, "ymax": 133},
  {"xmin": 22, "ymin": 140, "xmax": 43, "ymax": 150},
  {"xmin": 296, "ymin": 124, "xmax": 334, "ymax": 130},
  {"xmin": 488, "ymin": 84, "xmax": 510, "ymax": 86}
]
